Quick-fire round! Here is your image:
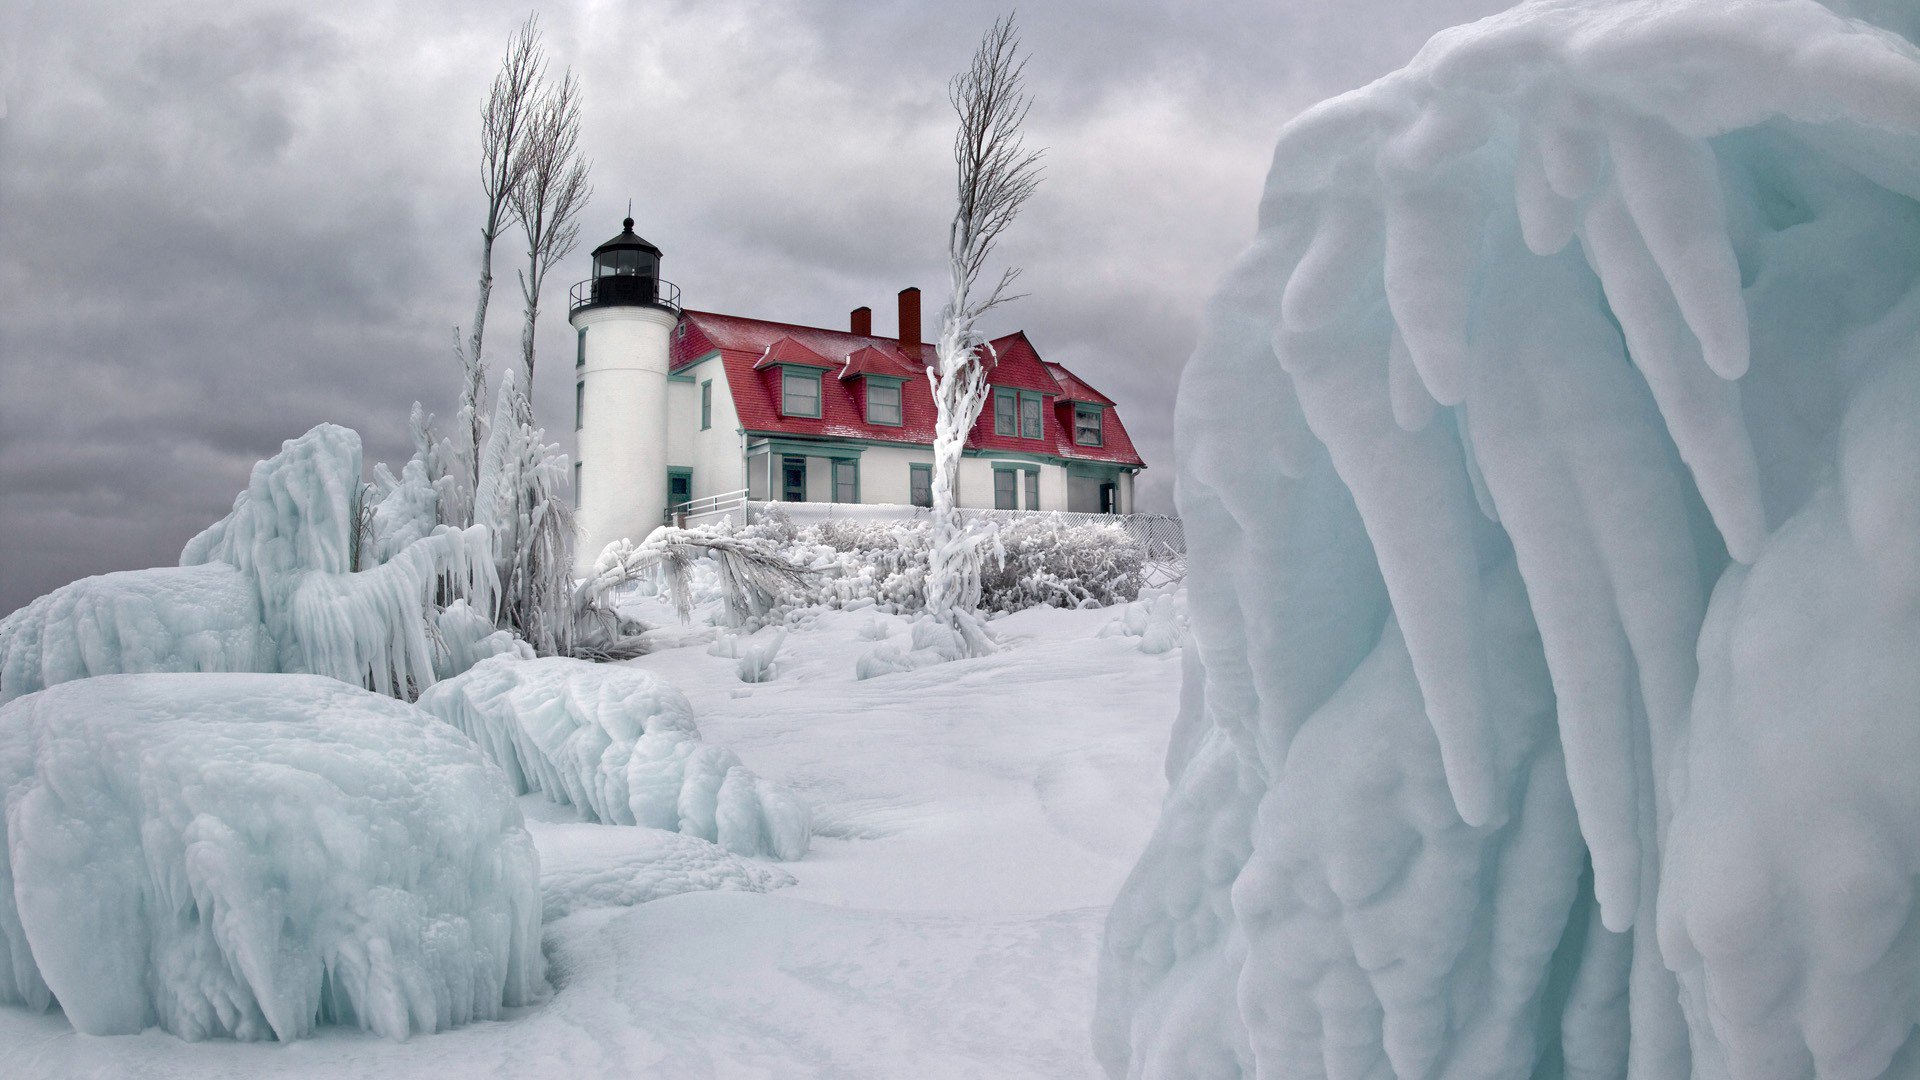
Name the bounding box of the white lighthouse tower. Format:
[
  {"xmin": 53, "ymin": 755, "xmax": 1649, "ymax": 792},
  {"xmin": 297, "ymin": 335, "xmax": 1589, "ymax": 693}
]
[{"xmin": 569, "ymin": 217, "xmax": 681, "ymax": 568}]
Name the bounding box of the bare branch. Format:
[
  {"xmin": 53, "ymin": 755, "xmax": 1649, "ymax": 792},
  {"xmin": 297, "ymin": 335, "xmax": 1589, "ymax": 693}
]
[
  {"xmin": 510, "ymin": 66, "xmax": 594, "ymax": 389},
  {"xmin": 454, "ymin": 13, "xmax": 547, "ymax": 513}
]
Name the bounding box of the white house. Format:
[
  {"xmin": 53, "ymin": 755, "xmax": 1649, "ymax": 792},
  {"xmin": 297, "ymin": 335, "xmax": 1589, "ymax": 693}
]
[{"xmin": 569, "ymin": 218, "xmax": 1148, "ymax": 563}]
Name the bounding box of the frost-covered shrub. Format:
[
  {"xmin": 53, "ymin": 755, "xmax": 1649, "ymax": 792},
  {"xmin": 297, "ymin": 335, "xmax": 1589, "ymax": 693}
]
[
  {"xmin": 0, "ymin": 673, "xmax": 543, "ymax": 1042},
  {"xmin": 715, "ymin": 512, "xmax": 1143, "ymax": 618},
  {"xmin": 416, "ymin": 656, "xmax": 810, "ymax": 860}
]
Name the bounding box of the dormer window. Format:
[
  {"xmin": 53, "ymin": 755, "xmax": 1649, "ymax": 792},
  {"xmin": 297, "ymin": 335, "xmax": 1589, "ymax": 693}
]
[
  {"xmin": 782, "ymin": 368, "xmax": 822, "ymax": 418},
  {"xmin": 993, "ymin": 387, "xmax": 1044, "ymax": 440},
  {"xmin": 865, "ymin": 378, "xmax": 903, "ymax": 426},
  {"xmin": 1074, "ymin": 404, "xmax": 1104, "ymax": 447}
]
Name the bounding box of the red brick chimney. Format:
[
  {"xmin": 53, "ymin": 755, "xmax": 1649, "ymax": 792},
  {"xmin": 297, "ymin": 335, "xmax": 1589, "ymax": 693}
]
[
  {"xmin": 850, "ymin": 306, "xmax": 872, "ymax": 336},
  {"xmin": 897, "ymin": 287, "xmax": 922, "ymax": 358}
]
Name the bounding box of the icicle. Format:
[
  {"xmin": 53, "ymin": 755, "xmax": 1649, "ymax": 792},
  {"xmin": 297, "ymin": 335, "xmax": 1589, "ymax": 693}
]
[
  {"xmin": 1536, "ymin": 122, "xmax": 1607, "ymax": 204},
  {"xmin": 1387, "ymin": 328, "xmax": 1439, "ymax": 433},
  {"xmin": 1605, "ymin": 114, "xmax": 1750, "ymax": 381},
  {"xmin": 1383, "ymin": 179, "xmax": 1486, "ymax": 405},
  {"xmin": 1280, "ymin": 314, "xmax": 1500, "ymax": 827},
  {"xmin": 1514, "ymin": 130, "xmax": 1579, "ymax": 256},
  {"xmin": 1281, "ymin": 198, "xmax": 1385, "ymax": 333},
  {"xmin": 1579, "ymin": 188, "xmax": 1766, "ymax": 562}
]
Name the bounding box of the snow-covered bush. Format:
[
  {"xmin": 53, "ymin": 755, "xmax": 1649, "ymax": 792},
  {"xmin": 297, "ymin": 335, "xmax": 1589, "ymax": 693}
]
[
  {"xmin": 0, "ymin": 673, "xmax": 543, "ymax": 1042},
  {"xmin": 416, "ymin": 656, "xmax": 811, "ymax": 860},
  {"xmin": 1097, "ymin": 1, "xmax": 1920, "ymax": 1077},
  {"xmin": 0, "ymin": 424, "xmax": 497, "ymax": 705},
  {"xmin": 1098, "ymin": 593, "xmax": 1186, "ymax": 655},
  {"xmin": 720, "ymin": 511, "xmax": 1143, "ymax": 619}
]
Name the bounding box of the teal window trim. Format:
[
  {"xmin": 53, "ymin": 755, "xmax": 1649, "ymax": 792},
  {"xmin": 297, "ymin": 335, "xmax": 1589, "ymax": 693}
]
[
  {"xmin": 992, "ymin": 466, "xmax": 1019, "ymax": 510},
  {"xmin": 994, "ymin": 387, "xmax": 1045, "ymax": 439},
  {"xmin": 574, "ymin": 380, "xmax": 585, "ymax": 431},
  {"xmin": 909, "ymin": 462, "xmax": 933, "ymax": 507},
  {"xmin": 831, "ymin": 458, "xmax": 859, "ymax": 503},
  {"xmin": 573, "ymin": 460, "xmax": 582, "ymax": 509},
  {"xmin": 1024, "ymin": 467, "xmax": 1040, "ymax": 510},
  {"xmin": 993, "ymin": 387, "xmax": 1017, "ymax": 436},
  {"xmin": 700, "ymin": 380, "xmax": 713, "ymax": 430},
  {"xmin": 1019, "ymin": 391, "xmax": 1044, "ymax": 440},
  {"xmin": 575, "ymin": 326, "xmax": 587, "ymax": 368},
  {"xmin": 1072, "ymin": 403, "xmax": 1105, "ymax": 447},
  {"xmin": 864, "ymin": 376, "xmax": 904, "ymax": 427},
  {"xmin": 780, "ymin": 366, "xmax": 823, "ymax": 418},
  {"xmin": 667, "ymin": 467, "xmax": 694, "ymax": 508}
]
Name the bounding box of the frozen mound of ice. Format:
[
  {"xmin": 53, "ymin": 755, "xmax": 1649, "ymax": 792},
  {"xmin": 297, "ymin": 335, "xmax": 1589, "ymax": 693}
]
[
  {"xmin": 533, "ymin": 822, "xmax": 796, "ymax": 921},
  {"xmin": 0, "ymin": 424, "xmax": 498, "ymax": 704},
  {"xmin": 417, "ymin": 656, "xmax": 811, "ymax": 860},
  {"xmin": 0, "ymin": 564, "xmax": 275, "ymax": 697},
  {"xmin": 1097, "ymin": 1, "xmax": 1920, "ymax": 1077},
  {"xmin": 0, "ymin": 673, "xmax": 543, "ymax": 1042}
]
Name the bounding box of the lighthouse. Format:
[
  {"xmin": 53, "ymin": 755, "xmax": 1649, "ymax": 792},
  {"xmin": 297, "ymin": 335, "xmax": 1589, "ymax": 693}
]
[{"xmin": 569, "ymin": 217, "xmax": 681, "ymax": 567}]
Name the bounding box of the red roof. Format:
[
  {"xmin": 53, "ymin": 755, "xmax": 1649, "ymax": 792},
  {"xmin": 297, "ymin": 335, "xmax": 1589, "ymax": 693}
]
[{"xmin": 669, "ymin": 310, "xmax": 1146, "ymax": 468}]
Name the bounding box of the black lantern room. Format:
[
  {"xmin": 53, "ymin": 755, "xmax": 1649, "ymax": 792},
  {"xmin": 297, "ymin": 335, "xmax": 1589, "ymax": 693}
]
[{"xmin": 570, "ymin": 217, "xmax": 681, "ymax": 315}]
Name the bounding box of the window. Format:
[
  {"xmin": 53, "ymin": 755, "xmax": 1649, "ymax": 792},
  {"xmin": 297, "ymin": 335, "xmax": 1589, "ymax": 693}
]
[
  {"xmin": 910, "ymin": 463, "xmax": 932, "ymax": 507},
  {"xmin": 576, "ymin": 327, "xmax": 587, "ymax": 368},
  {"xmin": 700, "ymin": 380, "xmax": 712, "ymax": 430},
  {"xmin": 994, "ymin": 387, "xmax": 1017, "ymax": 436},
  {"xmin": 574, "ymin": 381, "xmax": 585, "ymax": 430},
  {"xmin": 1021, "ymin": 393, "xmax": 1043, "ymax": 439},
  {"xmin": 1074, "ymin": 404, "xmax": 1103, "ymax": 446},
  {"xmin": 782, "ymin": 456, "xmax": 807, "ymax": 502},
  {"xmin": 866, "ymin": 379, "xmax": 902, "ymax": 426},
  {"xmin": 782, "ymin": 368, "xmax": 821, "ymax": 417},
  {"xmin": 832, "ymin": 459, "xmax": 858, "ymax": 503},
  {"xmin": 993, "ymin": 388, "xmax": 1044, "ymax": 439},
  {"xmin": 573, "ymin": 461, "xmax": 582, "ymax": 508},
  {"xmin": 1024, "ymin": 468, "xmax": 1040, "ymax": 510},
  {"xmin": 993, "ymin": 468, "xmax": 1018, "ymax": 510}
]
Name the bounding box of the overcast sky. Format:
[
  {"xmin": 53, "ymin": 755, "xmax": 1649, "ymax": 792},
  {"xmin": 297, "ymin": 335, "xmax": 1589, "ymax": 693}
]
[{"xmin": 0, "ymin": 0, "xmax": 1512, "ymax": 614}]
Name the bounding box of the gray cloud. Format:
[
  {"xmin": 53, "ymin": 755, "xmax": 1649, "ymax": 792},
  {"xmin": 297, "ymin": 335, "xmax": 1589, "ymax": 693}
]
[{"xmin": 0, "ymin": 0, "xmax": 1511, "ymax": 614}]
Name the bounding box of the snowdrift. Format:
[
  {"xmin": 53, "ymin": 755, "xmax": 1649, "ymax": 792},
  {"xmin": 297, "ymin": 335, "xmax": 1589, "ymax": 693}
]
[
  {"xmin": 0, "ymin": 674, "xmax": 543, "ymax": 1042},
  {"xmin": 1097, "ymin": 1, "xmax": 1920, "ymax": 1077},
  {"xmin": 417, "ymin": 656, "xmax": 812, "ymax": 861},
  {"xmin": 0, "ymin": 424, "xmax": 514, "ymax": 704},
  {"xmin": 534, "ymin": 822, "xmax": 796, "ymax": 922}
]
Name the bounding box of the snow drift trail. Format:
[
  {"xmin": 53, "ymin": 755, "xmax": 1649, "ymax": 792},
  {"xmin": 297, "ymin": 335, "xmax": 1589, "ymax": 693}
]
[{"xmin": 1097, "ymin": 1, "xmax": 1920, "ymax": 1077}]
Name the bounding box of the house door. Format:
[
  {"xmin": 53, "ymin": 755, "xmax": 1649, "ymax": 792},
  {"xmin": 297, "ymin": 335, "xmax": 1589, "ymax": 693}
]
[
  {"xmin": 782, "ymin": 456, "xmax": 807, "ymax": 502},
  {"xmin": 1100, "ymin": 482, "xmax": 1117, "ymax": 514},
  {"xmin": 668, "ymin": 471, "xmax": 692, "ymax": 508}
]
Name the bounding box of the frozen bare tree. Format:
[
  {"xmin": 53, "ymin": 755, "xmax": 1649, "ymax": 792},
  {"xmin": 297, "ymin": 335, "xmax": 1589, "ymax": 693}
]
[
  {"xmin": 451, "ymin": 13, "xmax": 544, "ymax": 517},
  {"xmin": 509, "ymin": 67, "xmax": 592, "ymax": 395},
  {"xmin": 924, "ymin": 14, "xmax": 1044, "ymax": 656}
]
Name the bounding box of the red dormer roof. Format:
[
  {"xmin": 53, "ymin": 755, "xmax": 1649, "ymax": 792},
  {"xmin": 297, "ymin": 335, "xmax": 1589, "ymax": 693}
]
[
  {"xmin": 669, "ymin": 309, "xmax": 1145, "ymax": 468},
  {"xmin": 838, "ymin": 344, "xmax": 917, "ymax": 382},
  {"xmin": 753, "ymin": 334, "xmax": 835, "ymax": 370}
]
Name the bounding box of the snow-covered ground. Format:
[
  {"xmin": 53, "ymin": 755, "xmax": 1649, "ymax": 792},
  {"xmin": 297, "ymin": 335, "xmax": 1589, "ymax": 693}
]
[{"xmin": 2, "ymin": 593, "xmax": 1180, "ymax": 1078}]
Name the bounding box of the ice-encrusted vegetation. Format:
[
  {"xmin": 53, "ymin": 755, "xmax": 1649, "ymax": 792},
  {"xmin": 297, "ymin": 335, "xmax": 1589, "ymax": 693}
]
[
  {"xmin": 0, "ymin": 424, "xmax": 512, "ymax": 705},
  {"xmin": 416, "ymin": 656, "xmax": 811, "ymax": 860},
  {"xmin": 0, "ymin": 674, "xmax": 544, "ymax": 1042},
  {"xmin": 1096, "ymin": 1, "xmax": 1920, "ymax": 1077}
]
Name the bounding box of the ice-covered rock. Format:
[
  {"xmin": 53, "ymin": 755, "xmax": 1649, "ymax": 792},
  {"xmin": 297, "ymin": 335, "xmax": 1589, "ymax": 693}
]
[
  {"xmin": 417, "ymin": 656, "xmax": 811, "ymax": 860},
  {"xmin": 1097, "ymin": 1, "xmax": 1920, "ymax": 1077},
  {"xmin": 0, "ymin": 673, "xmax": 543, "ymax": 1042},
  {"xmin": 0, "ymin": 424, "xmax": 498, "ymax": 704}
]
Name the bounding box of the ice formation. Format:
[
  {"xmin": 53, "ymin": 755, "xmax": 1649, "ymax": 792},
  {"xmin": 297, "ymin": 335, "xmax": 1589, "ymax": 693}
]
[
  {"xmin": 417, "ymin": 656, "xmax": 812, "ymax": 860},
  {"xmin": 1098, "ymin": 1, "xmax": 1920, "ymax": 1077},
  {"xmin": 534, "ymin": 823, "xmax": 796, "ymax": 921},
  {"xmin": 0, "ymin": 673, "xmax": 543, "ymax": 1041},
  {"xmin": 0, "ymin": 424, "xmax": 503, "ymax": 703}
]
